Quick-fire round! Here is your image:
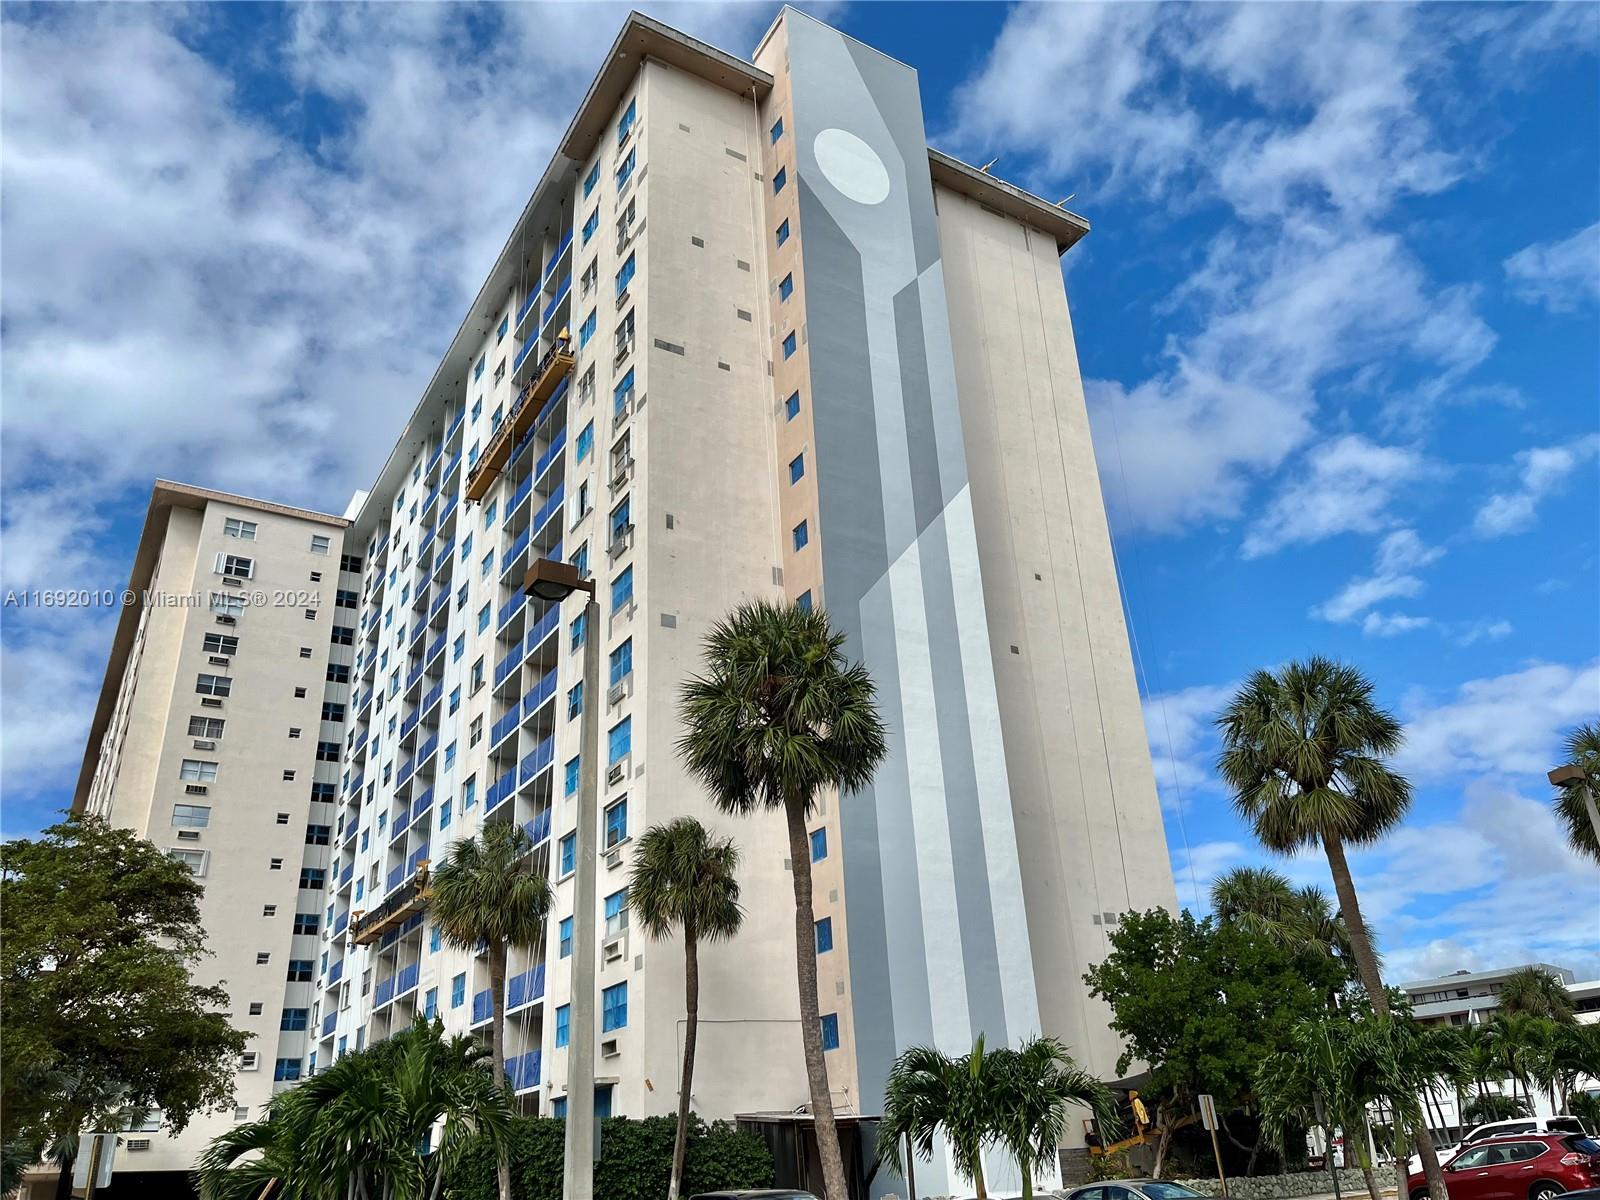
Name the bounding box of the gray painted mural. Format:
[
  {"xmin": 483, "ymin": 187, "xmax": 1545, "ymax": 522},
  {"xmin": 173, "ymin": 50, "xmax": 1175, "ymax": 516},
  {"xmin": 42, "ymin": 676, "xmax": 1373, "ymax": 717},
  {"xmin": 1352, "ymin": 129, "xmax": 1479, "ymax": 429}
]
[{"xmin": 781, "ymin": 11, "xmax": 1045, "ymax": 1194}]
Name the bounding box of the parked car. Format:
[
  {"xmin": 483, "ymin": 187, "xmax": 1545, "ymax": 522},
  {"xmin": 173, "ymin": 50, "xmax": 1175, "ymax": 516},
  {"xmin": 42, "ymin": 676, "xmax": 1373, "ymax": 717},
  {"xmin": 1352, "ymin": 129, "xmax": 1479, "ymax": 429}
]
[
  {"xmin": 1405, "ymin": 1132, "xmax": 1599, "ymax": 1200},
  {"xmin": 1409, "ymin": 1116, "xmax": 1594, "ymax": 1173},
  {"xmin": 1059, "ymin": 1181, "xmax": 1209, "ymax": 1200},
  {"xmin": 689, "ymin": 1192, "xmax": 821, "ymax": 1200}
]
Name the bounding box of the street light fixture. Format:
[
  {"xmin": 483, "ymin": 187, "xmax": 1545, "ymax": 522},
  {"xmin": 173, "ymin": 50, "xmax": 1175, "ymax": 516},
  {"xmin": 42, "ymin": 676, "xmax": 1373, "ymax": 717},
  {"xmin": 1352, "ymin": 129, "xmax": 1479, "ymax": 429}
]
[
  {"xmin": 1547, "ymin": 762, "xmax": 1600, "ymax": 845},
  {"xmin": 525, "ymin": 557, "xmax": 600, "ymax": 1200}
]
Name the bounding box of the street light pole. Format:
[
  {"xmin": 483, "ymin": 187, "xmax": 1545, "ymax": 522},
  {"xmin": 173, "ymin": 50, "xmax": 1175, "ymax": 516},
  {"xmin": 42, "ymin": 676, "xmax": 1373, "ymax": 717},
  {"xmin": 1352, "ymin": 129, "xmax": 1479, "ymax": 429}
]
[
  {"xmin": 1548, "ymin": 763, "xmax": 1600, "ymax": 845},
  {"xmin": 525, "ymin": 560, "xmax": 600, "ymax": 1200}
]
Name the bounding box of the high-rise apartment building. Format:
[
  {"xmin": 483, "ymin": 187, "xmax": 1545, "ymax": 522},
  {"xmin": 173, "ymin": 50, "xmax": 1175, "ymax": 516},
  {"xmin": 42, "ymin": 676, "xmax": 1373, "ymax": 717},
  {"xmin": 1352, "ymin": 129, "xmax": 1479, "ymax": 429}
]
[{"xmin": 74, "ymin": 10, "xmax": 1175, "ymax": 1196}]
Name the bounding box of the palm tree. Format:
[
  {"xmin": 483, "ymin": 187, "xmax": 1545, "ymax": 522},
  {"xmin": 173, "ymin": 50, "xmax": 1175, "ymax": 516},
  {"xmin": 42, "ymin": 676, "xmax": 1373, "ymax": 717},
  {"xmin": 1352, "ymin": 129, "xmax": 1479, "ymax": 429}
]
[
  {"xmin": 678, "ymin": 600, "xmax": 888, "ymax": 1200},
  {"xmin": 987, "ymin": 1038, "xmax": 1117, "ymax": 1200},
  {"xmin": 1210, "ymin": 866, "xmax": 1352, "ymax": 964},
  {"xmin": 628, "ymin": 817, "xmax": 744, "ymax": 1200},
  {"xmin": 1215, "ymin": 657, "xmax": 1448, "ymax": 1200},
  {"xmin": 879, "ymin": 1038, "xmax": 996, "ymax": 1200},
  {"xmin": 1551, "ymin": 722, "xmax": 1600, "ymax": 864},
  {"xmin": 1497, "ymin": 966, "xmax": 1577, "ymax": 1024},
  {"xmin": 428, "ymin": 821, "xmax": 552, "ymax": 1200}
]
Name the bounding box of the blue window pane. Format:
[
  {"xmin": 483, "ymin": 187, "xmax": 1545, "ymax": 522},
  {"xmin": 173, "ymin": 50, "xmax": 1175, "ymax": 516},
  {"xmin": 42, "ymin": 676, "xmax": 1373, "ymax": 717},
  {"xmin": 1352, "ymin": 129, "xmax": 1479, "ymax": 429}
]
[
  {"xmin": 568, "ymin": 682, "xmax": 584, "ymax": 721},
  {"xmin": 440, "ymin": 799, "xmax": 452, "ymax": 829},
  {"xmin": 771, "ymin": 116, "xmax": 784, "ymax": 144},
  {"xmin": 602, "ymin": 982, "xmax": 628, "ymax": 1032},
  {"xmin": 793, "ymin": 520, "xmax": 809, "ymax": 551},
  {"xmin": 281, "ymin": 1008, "xmax": 309, "ymax": 1031},
  {"xmin": 424, "ymin": 987, "xmax": 438, "ymax": 1019},
  {"xmin": 560, "ymin": 833, "xmax": 576, "ymax": 876},
  {"xmin": 777, "ymin": 219, "xmax": 790, "ymax": 246},
  {"xmin": 783, "ymin": 332, "xmax": 797, "ymax": 359},
  {"xmin": 797, "ymin": 590, "xmax": 813, "ymax": 613},
  {"xmin": 609, "ymin": 639, "xmax": 632, "ymax": 686},
  {"xmin": 451, "ymin": 973, "xmax": 466, "ymax": 1007},
  {"xmin": 582, "ymin": 207, "xmax": 599, "ymax": 243},
  {"xmin": 616, "ymin": 253, "xmax": 636, "ymax": 297},
  {"xmin": 571, "ymin": 611, "xmax": 588, "ymax": 650},
  {"xmin": 810, "ymin": 827, "xmax": 827, "ymax": 861},
  {"xmin": 274, "ymin": 1058, "xmax": 302, "ymax": 1082},
  {"xmin": 555, "ymin": 1004, "xmax": 571, "ymax": 1048},
  {"xmin": 565, "ymin": 756, "xmax": 581, "ymax": 796},
  {"xmin": 580, "ymin": 309, "xmax": 597, "ymax": 348},
  {"xmin": 614, "ymin": 368, "xmax": 635, "ymax": 416},
  {"xmin": 773, "ymin": 166, "xmax": 786, "ymax": 194},
  {"xmin": 560, "ymin": 916, "xmax": 573, "ymax": 958},
  {"xmin": 611, "ymin": 567, "xmax": 634, "ymax": 611},
  {"xmin": 616, "ymin": 148, "xmax": 636, "ymax": 190},
  {"xmin": 608, "ymin": 716, "xmax": 632, "ymax": 765},
  {"xmin": 789, "ymin": 453, "xmax": 805, "ymax": 484},
  {"xmin": 779, "ymin": 273, "xmax": 794, "ymax": 301},
  {"xmin": 464, "ymin": 776, "xmax": 477, "ymax": 809},
  {"xmin": 611, "ymin": 496, "xmax": 631, "ymax": 541},
  {"xmin": 497, "ymin": 315, "xmax": 508, "ymax": 343},
  {"xmin": 618, "ymin": 98, "xmax": 636, "ymax": 142},
  {"xmin": 584, "ymin": 162, "xmax": 600, "ymax": 198},
  {"xmin": 785, "ymin": 391, "xmax": 800, "ymax": 421},
  {"xmin": 552, "ymin": 1097, "xmax": 567, "ymax": 1118},
  {"xmin": 474, "ymin": 354, "xmax": 485, "ymax": 381},
  {"xmin": 604, "ymin": 889, "xmax": 627, "ymax": 920},
  {"xmin": 815, "ymin": 917, "xmax": 833, "ymax": 954},
  {"xmin": 605, "ymin": 799, "xmax": 627, "ymax": 848},
  {"xmin": 821, "ymin": 1013, "xmax": 840, "ymax": 1051},
  {"xmin": 595, "ymin": 1084, "xmax": 614, "ymax": 1118},
  {"xmin": 431, "ymin": 925, "xmax": 442, "ymax": 953},
  {"xmin": 576, "ymin": 421, "xmax": 594, "ymax": 463}
]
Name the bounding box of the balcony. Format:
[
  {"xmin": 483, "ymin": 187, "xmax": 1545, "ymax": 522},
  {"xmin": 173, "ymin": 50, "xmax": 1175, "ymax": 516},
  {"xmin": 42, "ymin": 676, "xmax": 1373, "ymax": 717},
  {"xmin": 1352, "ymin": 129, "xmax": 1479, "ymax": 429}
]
[
  {"xmin": 542, "ymin": 230, "xmax": 573, "ymax": 283},
  {"xmin": 506, "ymin": 1050, "xmax": 541, "ymax": 1093},
  {"xmin": 507, "ymin": 963, "xmax": 546, "ymax": 1010},
  {"xmin": 334, "ymin": 911, "xmax": 349, "ymax": 936},
  {"xmin": 533, "ymin": 426, "xmax": 567, "ymax": 482},
  {"xmin": 349, "ymin": 863, "xmax": 429, "ymax": 945},
  {"xmin": 531, "ymin": 482, "xmax": 565, "ymax": 539},
  {"xmin": 485, "ymin": 766, "xmax": 517, "ymax": 814},
  {"xmin": 412, "ymin": 787, "xmax": 433, "ymax": 824},
  {"xmin": 465, "ymin": 337, "xmax": 575, "ymax": 503},
  {"xmin": 522, "ymin": 668, "xmax": 557, "ymax": 719},
  {"xmin": 375, "ymin": 974, "xmax": 396, "ymax": 1007},
  {"xmin": 328, "ymin": 959, "xmax": 344, "ymax": 985},
  {"xmin": 393, "ymin": 806, "xmax": 411, "ymax": 839},
  {"xmin": 472, "ymin": 988, "xmax": 494, "ymax": 1027},
  {"xmin": 524, "ymin": 807, "xmax": 552, "ymax": 847},
  {"xmin": 420, "ymin": 682, "xmax": 443, "ymax": 715},
  {"xmin": 378, "ymin": 912, "xmax": 424, "ymax": 951},
  {"xmin": 490, "ymin": 707, "xmax": 520, "ymax": 750},
  {"xmin": 493, "ymin": 642, "xmax": 525, "ymax": 689},
  {"xmin": 322, "ymin": 1012, "xmax": 338, "ymax": 1038},
  {"xmin": 395, "ymin": 962, "xmax": 420, "ymax": 1000},
  {"xmin": 514, "ymin": 287, "xmax": 540, "ymax": 337},
  {"xmin": 505, "ymin": 476, "xmax": 534, "ymax": 521},
  {"xmin": 519, "ymin": 736, "xmax": 554, "ymax": 786},
  {"xmin": 497, "ymin": 590, "xmax": 527, "ymax": 632},
  {"xmin": 339, "ymin": 862, "xmax": 354, "ymax": 886}
]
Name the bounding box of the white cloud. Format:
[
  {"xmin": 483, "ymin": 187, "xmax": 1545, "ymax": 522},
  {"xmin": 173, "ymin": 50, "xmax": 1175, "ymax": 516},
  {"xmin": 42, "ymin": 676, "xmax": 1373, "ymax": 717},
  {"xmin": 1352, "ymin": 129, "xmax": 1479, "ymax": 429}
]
[
  {"xmin": 1504, "ymin": 221, "xmax": 1600, "ymax": 313},
  {"xmin": 1362, "ymin": 612, "xmax": 1431, "ymax": 637},
  {"xmin": 1142, "ymin": 682, "xmax": 1235, "ymax": 807},
  {"xmin": 1396, "ymin": 658, "xmax": 1600, "ymax": 781},
  {"xmin": 1312, "ymin": 528, "xmax": 1442, "ymax": 629},
  {"xmin": 1473, "ymin": 435, "xmax": 1600, "ymax": 537},
  {"xmin": 1242, "ymin": 436, "xmax": 1428, "ymax": 558},
  {"xmin": 1451, "ymin": 619, "xmax": 1514, "ymax": 647}
]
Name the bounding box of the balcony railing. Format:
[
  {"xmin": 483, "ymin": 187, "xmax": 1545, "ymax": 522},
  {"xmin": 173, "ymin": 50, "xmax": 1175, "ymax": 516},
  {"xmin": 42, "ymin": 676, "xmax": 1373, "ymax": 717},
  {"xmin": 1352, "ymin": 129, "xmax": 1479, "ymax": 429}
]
[
  {"xmin": 524, "ymin": 807, "xmax": 552, "ymax": 847},
  {"xmin": 543, "ymin": 230, "xmax": 573, "ymax": 282},
  {"xmin": 375, "ymin": 974, "xmax": 396, "ymax": 1007},
  {"xmin": 395, "ymin": 962, "xmax": 420, "ymax": 999},
  {"xmin": 328, "ymin": 959, "xmax": 344, "ymax": 985},
  {"xmin": 485, "ymin": 767, "xmax": 517, "ymax": 814},
  {"xmin": 378, "ymin": 912, "xmax": 424, "ymax": 951},
  {"xmin": 322, "ymin": 1012, "xmax": 338, "ymax": 1037},
  {"xmin": 472, "ymin": 988, "xmax": 494, "ymax": 1026},
  {"xmin": 493, "ymin": 642, "xmax": 525, "ymax": 689},
  {"xmin": 507, "ymin": 963, "xmax": 546, "ymax": 1010},
  {"xmin": 506, "ymin": 1049, "xmax": 541, "ymax": 1092},
  {"xmin": 497, "ymin": 590, "xmax": 527, "ymax": 631},
  {"xmin": 519, "ymin": 736, "xmax": 554, "ymax": 785},
  {"xmin": 412, "ymin": 788, "xmax": 433, "ymax": 824},
  {"xmin": 490, "ymin": 708, "xmax": 520, "ymax": 748},
  {"xmin": 534, "ymin": 426, "xmax": 567, "ymax": 482},
  {"xmin": 523, "ymin": 668, "xmax": 557, "ymax": 718}
]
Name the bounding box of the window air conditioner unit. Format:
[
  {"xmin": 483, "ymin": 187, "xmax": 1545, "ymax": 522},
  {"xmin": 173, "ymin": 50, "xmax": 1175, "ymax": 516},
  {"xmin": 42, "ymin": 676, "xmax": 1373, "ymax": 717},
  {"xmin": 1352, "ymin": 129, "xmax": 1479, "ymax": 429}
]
[
  {"xmin": 127, "ymin": 1139, "xmax": 151, "ymax": 1152},
  {"xmin": 193, "ymin": 739, "xmax": 217, "ymax": 751},
  {"xmin": 613, "ymin": 341, "xmax": 633, "ymax": 368},
  {"xmin": 608, "ymin": 527, "xmax": 632, "ymax": 559},
  {"xmin": 223, "ymin": 577, "xmax": 243, "ymax": 588},
  {"xmin": 185, "ymin": 784, "xmax": 209, "ymax": 796},
  {"xmin": 200, "ymin": 697, "xmax": 225, "ymax": 708},
  {"xmin": 177, "ymin": 830, "xmax": 201, "ymax": 841},
  {"xmin": 215, "ymin": 615, "xmax": 237, "ymax": 626},
  {"xmin": 606, "ymin": 762, "xmax": 625, "ymax": 786},
  {"xmin": 601, "ymin": 1038, "xmax": 620, "ymax": 1058},
  {"xmin": 609, "ymin": 458, "xmax": 632, "ymax": 492},
  {"xmin": 602, "ymin": 937, "xmax": 624, "ymax": 963},
  {"xmin": 607, "ymin": 682, "xmax": 626, "ymax": 707},
  {"xmin": 605, "ymin": 848, "xmax": 623, "ymax": 870},
  {"xmin": 208, "ymin": 655, "xmax": 230, "ymax": 667}
]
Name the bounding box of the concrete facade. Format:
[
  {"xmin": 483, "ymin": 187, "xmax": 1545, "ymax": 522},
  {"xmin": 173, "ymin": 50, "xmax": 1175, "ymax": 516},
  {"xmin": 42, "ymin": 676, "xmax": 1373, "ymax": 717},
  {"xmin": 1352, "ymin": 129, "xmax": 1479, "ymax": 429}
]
[{"xmin": 73, "ymin": 10, "xmax": 1176, "ymax": 1192}]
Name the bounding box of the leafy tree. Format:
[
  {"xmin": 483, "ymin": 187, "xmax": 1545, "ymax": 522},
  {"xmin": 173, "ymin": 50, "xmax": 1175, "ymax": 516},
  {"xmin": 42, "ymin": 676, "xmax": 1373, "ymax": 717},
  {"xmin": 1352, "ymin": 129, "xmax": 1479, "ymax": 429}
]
[
  {"xmin": 1083, "ymin": 907, "xmax": 1345, "ymax": 1176},
  {"xmin": 879, "ymin": 1038, "xmax": 997, "ymax": 1200},
  {"xmin": 1497, "ymin": 966, "xmax": 1577, "ymax": 1024},
  {"xmin": 1551, "ymin": 722, "xmax": 1600, "ymax": 863},
  {"xmin": 197, "ymin": 1019, "xmax": 510, "ymax": 1200},
  {"xmin": 627, "ymin": 817, "xmax": 744, "ymax": 1200},
  {"xmin": 678, "ymin": 600, "xmax": 888, "ymax": 1200},
  {"xmin": 987, "ymin": 1037, "xmax": 1118, "ymax": 1200},
  {"xmin": 1, "ymin": 817, "xmax": 247, "ymax": 1184},
  {"xmin": 1215, "ymin": 657, "xmax": 1448, "ymax": 1200},
  {"xmin": 1460, "ymin": 1093, "xmax": 1531, "ymax": 1124},
  {"xmin": 428, "ymin": 820, "xmax": 552, "ymax": 1200}
]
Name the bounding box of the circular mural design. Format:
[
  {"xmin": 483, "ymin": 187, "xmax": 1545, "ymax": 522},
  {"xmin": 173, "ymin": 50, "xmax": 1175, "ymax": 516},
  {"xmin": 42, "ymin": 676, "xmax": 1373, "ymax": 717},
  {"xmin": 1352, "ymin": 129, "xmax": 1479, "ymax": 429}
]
[{"xmin": 813, "ymin": 128, "xmax": 891, "ymax": 205}]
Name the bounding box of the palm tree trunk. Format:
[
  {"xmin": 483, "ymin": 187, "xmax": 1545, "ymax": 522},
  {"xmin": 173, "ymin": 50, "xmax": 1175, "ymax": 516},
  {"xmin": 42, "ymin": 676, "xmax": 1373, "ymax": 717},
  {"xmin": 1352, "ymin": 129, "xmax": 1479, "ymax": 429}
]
[
  {"xmin": 1323, "ymin": 834, "xmax": 1447, "ymax": 1200},
  {"xmin": 970, "ymin": 1146, "xmax": 989, "ymax": 1200},
  {"xmin": 785, "ymin": 795, "xmax": 849, "ymax": 1200},
  {"xmin": 1019, "ymin": 1150, "xmax": 1033, "ymax": 1200},
  {"xmin": 489, "ymin": 946, "xmax": 511, "ymax": 1200},
  {"xmin": 669, "ymin": 924, "xmax": 700, "ymax": 1200}
]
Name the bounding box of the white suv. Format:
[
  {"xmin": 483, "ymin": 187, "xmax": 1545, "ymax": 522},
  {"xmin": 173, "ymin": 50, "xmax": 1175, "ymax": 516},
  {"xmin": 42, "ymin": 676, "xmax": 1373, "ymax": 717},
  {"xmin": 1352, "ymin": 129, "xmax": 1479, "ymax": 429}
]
[{"xmin": 1409, "ymin": 1115, "xmax": 1592, "ymax": 1173}]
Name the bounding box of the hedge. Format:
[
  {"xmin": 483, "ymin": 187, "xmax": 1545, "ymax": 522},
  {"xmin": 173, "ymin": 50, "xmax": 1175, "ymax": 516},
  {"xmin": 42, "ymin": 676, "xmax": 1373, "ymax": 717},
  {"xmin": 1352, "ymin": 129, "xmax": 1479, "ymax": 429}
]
[{"xmin": 444, "ymin": 1113, "xmax": 774, "ymax": 1200}]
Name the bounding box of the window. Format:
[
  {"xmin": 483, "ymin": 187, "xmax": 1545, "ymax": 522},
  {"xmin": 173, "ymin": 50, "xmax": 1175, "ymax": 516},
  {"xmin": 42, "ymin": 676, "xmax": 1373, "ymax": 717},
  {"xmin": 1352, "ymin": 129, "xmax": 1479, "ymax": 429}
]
[
  {"xmin": 310, "ymin": 534, "xmax": 331, "ymax": 555},
  {"xmin": 613, "ymin": 369, "xmax": 635, "ymax": 421},
  {"xmin": 615, "ymin": 253, "xmax": 635, "ymax": 297},
  {"xmin": 580, "ymin": 257, "xmax": 598, "ymax": 295},
  {"xmin": 552, "ymin": 1098, "xmax": 567, "ymax": 1119},
  {"xmin": 583, "ymin": 161, "xmax": 600, "ymax": 198},
  {"xmin": 449, "ymin": 686, "xmax": 461, "ymax": 715},
  {"xmin": 453, "ymin": 634, "xmax": 465, "ymax": 661},
  {"xmin": 608, "ymin": 716, "xmax": 631, "ymax": 765},
  {"xmin": 616, "ymin": 148, "xmax": 636, "ymax": 190},
  {"xmin": 571, "ymin": 610, "xmax": 588, "ymax": 650},
  {"xmin": 474, "ymin": 354, "xmax": 485, "ymax": 381},
  {"xmin": 785, "ymin": 391, "xmax": 801, "ymax": 421},
  {"xmin": 815, "ymin": 917, "xmax": 834, "ymax": 954},
  {"xmin": 438, "ymin": 797, "xmax": 452, "ymax": 830},
  {"xmin": 305, "ymin": 824, "xmax": 331, "ymax": 846},
  {"xmin": 321, "ymin": 702, "xmax": 346, "ymax": 723},
  {"xmin": 601, "ymin": 982, "xmax": 628, "ymax": 1032},
  {"xmin": 299, "ymin": 868, "xmax": 326, "ymax": 891},
  {"xmin": 241, "ymin": 1052, "xmax": 260, "ymax": 1071},
  {"xmin": 577, "ymin": 480, "xmax": 591, "ymax": 518},
  {"xmin": 497, "ymin": 314, "xmax": 509, "ymax": 343},
  {"xmin": 180, "ymin": 758, "xmax": 219, "ymax": 782},
  {"xmin": 559, "ymin": 917, "xmax": 573, "ymax": 957},
  {"xmin": 335, "ymin": 589, "xmax": 358, "ymax": 609},
  {"xmin": 576, "ymin": 421, "xmax": 594, "ymax": 463},
  {"xmin": 469, "ymin": 715, "xmax": 483, "ymax": 746},
  {"xmin": 789, "ymin": 452, "xmax": 805, "ymax": 484},
  {"xmin": 430, "ymin": 925, "xmax": 442, "ymax": 953},
  {"xmin": 461, "ymin": 532, "xmax": 473, "ymax": 560},
  {"xmin": 471, "ymin": 657, "xmax": 485, "ymax": 690},
  {"xmin": 782, "ymin": 331, "xmax": 797, "ymax": 359},
  {"xmin": 423, "ymin": 987, "xmax": 438, "ymax": 1019},
  {"xmin": 341, "ymin": 553, "xmax": 363, "ymax": 573},
  {"xmin": 188, "ymin": 715, "xmax": 225, "ymax": 739},
  {"xmin": 565, "ymin": 756, "xmax": 581, "ymax": 797},
  {"xmin": 771, "ymin": 116, "xmax": 784, "ymax": 143},
  {"xmin": 172, "ymin": 804, "xmax": 210, "ymax": 828},
  {"xmin": 326, "ymin": 663, "xmax": 350, "ymax": 684},
  {"xmin": 555, "ymin": 1003, "xmax": 571, "ymax": 1048},
  {"xmin": 249, "ymin": 1002, "xmax": 264, "ymax": 1016},
  {"xmin": 618, "ymin": 97, "xmax": 636, "ymax": 142},
  {"xmin": 582, "ymin": 207, "xmax": 599, "ymax": 245},
  {"xmin": 195, "ymin": 673, "xmax": 232, "ymax": 697},
  {"xmin": 293, "ymin": 913, "xmax": 320, "ymax": 935},
  {"xmin": 255, "ymin": 951, "xmax": 271, "ymax": 964},
  {"xmin": 480, "ymin": 550, "xmax": 494, "ymax": 578},
  {"xmin": 560, "ymin": 833, "xmax": 576, "ymax": 876},
  {"xmin": 463, "ymin": 774, "xmax": 477, "ymax": 809},
  {"xmin": 810, "ymin": 828, "xmax": 827, "ymax": 862},
  {"xmin": 579, "ymin": 308, "xmax": 597, "ymax": 349},
  {"xmin": 611, "ymin": 566, "xmax": 634, "ymax": 611},
  {"xmin": 217, "ymin": 553, "xmax": 255, "ymax": 578},
  {"xmin": 820, "ymin": 1013, "xmax": 840, "ymax": 1051},
  {"xmin": 202, "ymin": 632, "xmax": 239, "ymax": 655},
  {"xmin": 779, "ymin": 273, "xmax": 794, "ymax": 302},
  {"xmin": 451, "ymin": 973, "xmax": 466, "ymax": 1008},
  {"xmin": 610, "ymin": 497, "xmax": 631, "ymax": 544},
  {"xmin": 224, "ymin": 517, "xmax": 257, "ymax": 540},
  {"xmin": 286, "ymin": 961, "xmax": 314, "ymax": 984},
  {"xmin": 274, "ymin": 1058, "xmax": 303, "ymax": 1082},
  {"xmin": 316, "ymin": 741, "xmax": 340, "ymax": 762},
  {"xmin": 797, "ymin": 590, "xmax": 813, "ymax": 613},
  {"xmin": 604, "ymin": 798, "xmax": 627, "ymax": 849},
  {"xmin": 568, "ymin": 682, "xmax": 584, "ymax": 721},
  {"xmin": 793, "ymin": 520, "xmax": 809, "ymax": 551},
  {"xmin": 572, "ymin": 541, "xmax": 590, "ymax": 579},
  {"xmin": 773, "ymin": 166, "xmax": 786, "ymax": 194},
  {"xmin": 270, "ymin": 857, "xmax": 284, "ymax": 870},
  {"xmin": 777, "ymin": 218, "xmax": 790, "ymax": 247},
  {"xmin": 614, "ymin": 308, "xmax": 635, "ymax": 354},
  {"xmin": 609, "ymin": 639, "xmax": 632, "ymax": 686}
]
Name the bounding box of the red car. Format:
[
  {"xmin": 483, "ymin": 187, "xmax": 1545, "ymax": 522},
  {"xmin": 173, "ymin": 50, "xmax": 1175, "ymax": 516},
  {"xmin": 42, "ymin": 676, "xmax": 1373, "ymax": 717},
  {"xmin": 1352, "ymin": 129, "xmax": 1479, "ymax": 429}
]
[{"xmin": 1408, "ymin": 1132, "xmax": 1600, "ymax": 1200}]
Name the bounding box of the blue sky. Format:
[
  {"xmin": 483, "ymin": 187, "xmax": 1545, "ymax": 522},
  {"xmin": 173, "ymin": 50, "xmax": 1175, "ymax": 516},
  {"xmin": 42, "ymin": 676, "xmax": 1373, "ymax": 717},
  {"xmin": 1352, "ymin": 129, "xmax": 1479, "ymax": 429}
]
[{"xmin": 2, "ymin": 2, "xmax": 1596, "ymax": 982}]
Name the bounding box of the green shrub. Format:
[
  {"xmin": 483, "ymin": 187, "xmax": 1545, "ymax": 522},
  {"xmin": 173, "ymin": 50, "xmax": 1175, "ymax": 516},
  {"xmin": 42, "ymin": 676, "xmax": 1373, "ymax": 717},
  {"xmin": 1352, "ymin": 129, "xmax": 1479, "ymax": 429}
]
[{"xmin": 445, "ymin": 1113, "xmax": 774, "ymax": 1200}]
